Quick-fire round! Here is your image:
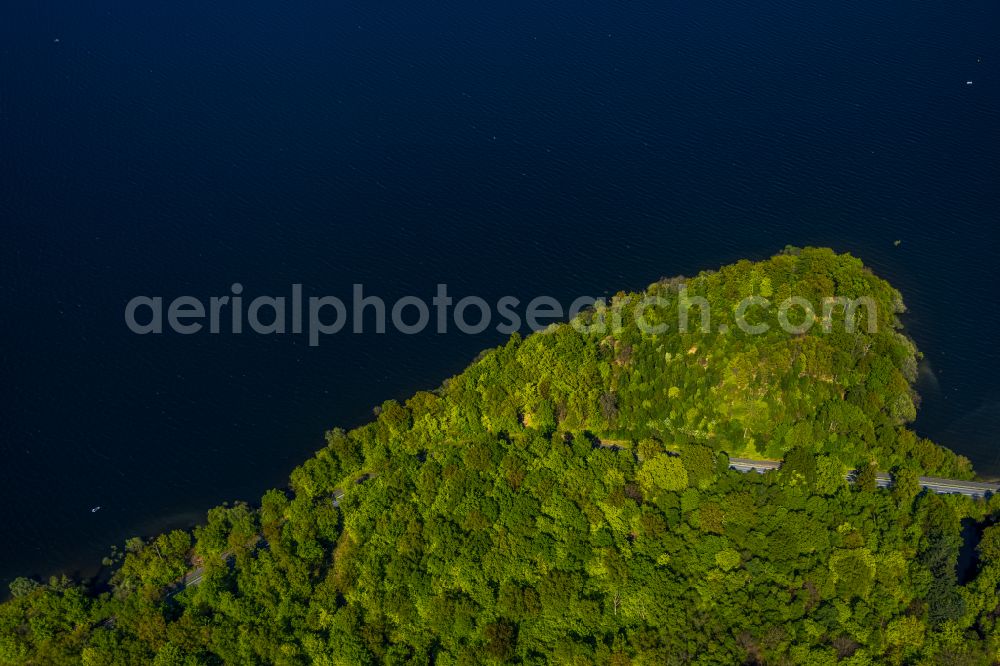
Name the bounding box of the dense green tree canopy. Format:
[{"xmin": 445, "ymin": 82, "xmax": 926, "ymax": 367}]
[{"xmin": 3, "ymin": 248, "xmax": 999, "ymax": 664}]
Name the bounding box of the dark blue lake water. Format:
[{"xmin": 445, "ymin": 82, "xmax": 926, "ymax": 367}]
[{"xmin": 1, "ymin": 0, "xmax": 998, "ymax": 587}]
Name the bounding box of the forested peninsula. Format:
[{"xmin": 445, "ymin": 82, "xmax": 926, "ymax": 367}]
[{"xmin": 3, "ymin": 247, "xmax": 1000, "ymax": 665}]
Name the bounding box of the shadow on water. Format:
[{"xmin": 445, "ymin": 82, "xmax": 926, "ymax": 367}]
[
  {"xmin": 957, "ymin": 518, "xmax": 979, "ymax": 585},
  {"xmin": 958, "ymin": 516, "xmax": 999, "ymax": 586},
  {"xmin": 914, "ymin": 368, "xmax": 1000, "ymax": 479},
  {"xmin": 941, "ymin": 400, "xmax": 1000, "ymax": 480}
]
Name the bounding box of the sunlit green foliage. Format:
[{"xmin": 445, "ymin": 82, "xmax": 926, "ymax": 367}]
[{"xmin": 3, "ymin": 248, "xmax": 999, "ymax": 664}]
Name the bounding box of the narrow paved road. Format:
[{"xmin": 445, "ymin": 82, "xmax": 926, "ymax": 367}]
[{"xmin": 729, "ymin": 457, "xmax": 1000, "ymax": 498}]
